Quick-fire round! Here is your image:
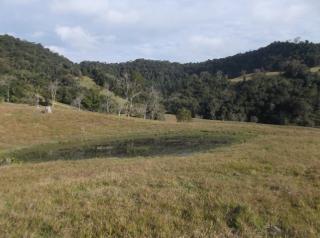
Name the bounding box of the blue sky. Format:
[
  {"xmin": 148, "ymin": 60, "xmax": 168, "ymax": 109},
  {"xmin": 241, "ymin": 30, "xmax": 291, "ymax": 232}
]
[{"xmin": 1, "ymin": 0, "xmax": 319, "ymax": 63}]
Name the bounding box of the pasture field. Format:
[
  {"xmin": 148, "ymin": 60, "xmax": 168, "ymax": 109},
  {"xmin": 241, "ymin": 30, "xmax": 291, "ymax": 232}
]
[
  {"xmin": 311, "ymin": 66, "xmax": 320, "ymax": 73},
  {"xmin": 0, "ymin": 103, "xmax": 319, "ymax": 237},
  {"xmin": 230, "ymin": 72, "xmax": 281, "ymax": 83},
  {"xmin": 230, "ymin": 66, "xmax": 320, "ymax": 82}
]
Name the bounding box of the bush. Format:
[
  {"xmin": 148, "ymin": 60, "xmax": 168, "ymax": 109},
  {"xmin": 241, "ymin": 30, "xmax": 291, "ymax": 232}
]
[
  {"xmin": 250, "ymin": 116, "xmax": 259, "ymax": 123},
  {"xmin": 176, "ymin": 108, "xmax": 192, "ymax": 122}
]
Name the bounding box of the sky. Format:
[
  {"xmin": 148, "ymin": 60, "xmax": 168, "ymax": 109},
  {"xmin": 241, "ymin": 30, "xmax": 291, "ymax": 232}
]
[{"xmin": 1, "ymin": 0, "xmax": 319, "ymax": 63}]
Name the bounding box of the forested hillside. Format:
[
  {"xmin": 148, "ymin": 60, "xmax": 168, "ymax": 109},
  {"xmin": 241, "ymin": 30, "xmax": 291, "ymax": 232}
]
[
  {"xmin": 186, "ymin": 41, "xmax": 320, "ymax": 77},
  {"xmin": 80, "ymin": 42, "xmax": 320, "ymax": 126},
  {"xmin": 0, "ymin": 35, "xmax": 80, "ymax": 104},
  {"xmin": 81, "ymin": 41, "xmax": 320, "ymax": 86},
  {"xmin": 0, "ymin": 35, "xmax": 143, "ymax": 118},
  {"xmin": 0, "ymin": 35, "xmax": 79, "ymax": 77},
  {"xmin": 80, "ymin": 59, "xmax": 187, "ymax": 97},
  {"xmin": 1, "ymin": 35, "xmax": 320, "ymax": 126}
]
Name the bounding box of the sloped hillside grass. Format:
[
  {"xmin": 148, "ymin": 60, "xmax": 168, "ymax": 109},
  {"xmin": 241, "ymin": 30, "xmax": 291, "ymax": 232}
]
[
  {"xmin": 311, "ymin": 66, "xmax": 320, "ymax": 73},
  {"xmin": 0, "ymin": 103, "xmax": 186, "ymax": 151},
  {"xmin": 0, "ymin": 103, "xmax": 319, "ymax": 237},
  {"xmin": 230, "ymin": 71, "xmax": 281, "ymax": 82},
  {"xmin": 0, "ymin": 103, "xmax": 253, "ymax": 153},
  {"xmin": 230, "ymin": 65, "xmax": 320, "ymax": 82}
]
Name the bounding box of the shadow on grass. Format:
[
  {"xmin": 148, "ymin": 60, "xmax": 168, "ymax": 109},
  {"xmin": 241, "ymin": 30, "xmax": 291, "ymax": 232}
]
[{"xmin": 3, "ymin": 131, "xmax": 249, "ymax": 164}]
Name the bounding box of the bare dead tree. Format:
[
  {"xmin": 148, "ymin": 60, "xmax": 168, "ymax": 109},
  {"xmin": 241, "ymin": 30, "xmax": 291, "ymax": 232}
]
[
  {"xmin": 114, "ymin": 97, "xmax": 127, "ymax": 117},
  {"xmin": 141, "ymin": 103, "xmax": 148, "ymax": 120},
  {"xmin": 101, "ymin": 86, "xmax": 114, "ymax": 113},
  {"xmin": 72, "ymin": 94, "xmax": 84, "ymax": 111},
  {"xmin": 48, "ymin": 79, "xmax": 59, "ymax": 108},
  {"xmin": 120, "ymin": 72, "xmax": 144, "ymax": 117},
  {"xmin": 241, "ymin": 70, "xmax": 247, "ymax": 81},
  {"xmin": 121, "ymin": 73, "xmax": 131, "ymax": 115},
  {"xmin": 147, "ymin": 87, "xmax": 162, "ymax": 120},
  {"xmin": 293, "ymin": 37, "xmax": 301, "ymax": 44},
  {"xmin": 35, "ymin": 93, "xmax": 41, "ymax": 108},
  {"xmin": 104, "ymin": 97, "xmax": 111, "ymax": 113}
]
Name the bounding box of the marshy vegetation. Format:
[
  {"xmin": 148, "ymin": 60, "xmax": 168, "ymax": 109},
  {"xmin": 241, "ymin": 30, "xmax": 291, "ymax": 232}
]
[{"xmin": 3, "ymin": 131, "xmax": 244, "ymax": 163}]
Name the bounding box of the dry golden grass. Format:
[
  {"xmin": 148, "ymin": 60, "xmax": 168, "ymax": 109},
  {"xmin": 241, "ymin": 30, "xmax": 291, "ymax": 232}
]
[
  {"xmin": 0, "ymin": 103, "xmax": 191, "ymax": 152},
  {"xmin": 0, "ymin": 103, "xmax": 320, "ymax": 237},
  {"xmin": 231, "ymin": 66, "xmax": 320, "ymax": 83},
  {"xmin": 230, "ymin": 72, "xmax": 281, "ymax": 83},
  {"xmin": 310, "ymin": 66, "xmax": 320, "ymax": 73}
]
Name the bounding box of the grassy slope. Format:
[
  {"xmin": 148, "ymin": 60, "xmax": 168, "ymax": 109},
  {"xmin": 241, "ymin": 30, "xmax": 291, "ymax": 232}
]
[
  {"xmin": 0, "ymin": 103, "xmax": 189, "ymax": 152},
  {"xmin": 230, "ymin": 72, "xmax": 281, "ymax": 83},
  {"xmin": 0, "ymin": 103, "xmax": 320, "ymax": 237},
  {"xmin": 311, "ymin": 66, "xmax": 320, "ymax": 72},
  {"xmin": 230, "ymin": 66, "xmax": 320, "ymax": 82}
]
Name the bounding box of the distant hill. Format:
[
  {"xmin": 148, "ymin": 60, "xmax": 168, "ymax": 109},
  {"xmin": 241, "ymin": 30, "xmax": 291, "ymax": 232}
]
[
  {"xmin": 1, "ymin": 35, "xmax": 320, "ymax": 126},
  {"xmin": 0, "ymin": 35, "xmax": 81, "ymax": 104},
  {"xmin": 0, "ymin": 35, "xmax": 80, "ymax": 80},
  {"xmin": 81, "ymin": 41, "xmax": 320, "ymax": 86},
  {"xmin": 185, "ymin": 41, "xmax": 320, "ymax": 77},
  {"xmin": 1, "ymin": 34, "xmax": 319, "ymax": 94}
]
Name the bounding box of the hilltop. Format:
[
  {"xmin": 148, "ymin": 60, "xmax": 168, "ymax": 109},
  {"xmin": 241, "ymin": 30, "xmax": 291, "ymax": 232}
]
[
  {"xmin": 1, "ymin": 34, "xmax": 319, "ymax": 85},
  {"xmin": 0, "ymin": 34, "xmax": 80, "ymax": 92}
]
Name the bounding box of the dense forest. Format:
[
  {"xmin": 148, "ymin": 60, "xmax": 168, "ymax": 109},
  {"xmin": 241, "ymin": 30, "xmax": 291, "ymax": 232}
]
[{"xmin": 0, "ymin": 34, "xmax": 320, "ymax": 126}]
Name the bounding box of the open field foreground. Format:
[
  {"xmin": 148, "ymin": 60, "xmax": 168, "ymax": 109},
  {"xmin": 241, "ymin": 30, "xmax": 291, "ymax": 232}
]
[{"xmin": 0, "ymin": 103, "xmax": 320, "ymax": 237}]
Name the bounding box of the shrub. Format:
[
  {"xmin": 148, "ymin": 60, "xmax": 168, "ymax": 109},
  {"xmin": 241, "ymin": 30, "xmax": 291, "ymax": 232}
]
[
  {"xmin": 176, "ymin": 108, "xmax": 192, "ymax": 122},
  {"xmin": 250, "ymin": 116, "xmax": 259, "ymax": 123}
]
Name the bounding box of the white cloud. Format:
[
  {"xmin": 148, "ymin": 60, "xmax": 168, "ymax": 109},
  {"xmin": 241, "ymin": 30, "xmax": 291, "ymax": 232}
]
[
  {"xmin": 51, "ymin": 0, "xmax": 108, "ymax": 15},
  {"xmin": 31, "ymin": 31, "xmax": 45, "ymax": 38},
  {"xmin": 51, "ymin": 0, "xmax": 140, "ymax": 24},
  {"xmin": 2, "ymin": 0, "xmax": 39, "ymax": 4},
  {"xmin": 252, "ymin": 1, "xmax": 309, "ymax": 24},
  {"xmin": 189, "ymin": 36, "xmax": 223, "ymax": 50},
  {"xmin": 55, "ymin": 26, "xmax": 97, "ymax": 50},
  {"xmin": 46, "ymin": 45, "xmax": 66, "ymax": 55},
  {"xmin": 102, "ymin": 9, "xmax": 140, "ymax": 24},
  {"xmin": 1, "ymin": 0, "xmax": 320, "ymax": 62}
]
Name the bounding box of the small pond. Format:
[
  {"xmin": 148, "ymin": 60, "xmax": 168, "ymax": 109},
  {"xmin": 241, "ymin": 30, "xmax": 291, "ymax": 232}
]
[{"xmin": 6, "ymin": 132, "xmax": 244, "ymax": 163}]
